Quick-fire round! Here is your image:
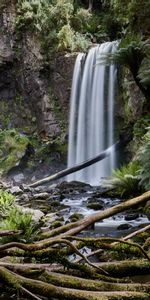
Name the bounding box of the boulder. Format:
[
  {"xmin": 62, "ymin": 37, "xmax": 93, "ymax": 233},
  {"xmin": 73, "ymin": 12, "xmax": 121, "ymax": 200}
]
[{"xmin": 16, "ymin": 205, "xmax": 44, "ymax": 222}]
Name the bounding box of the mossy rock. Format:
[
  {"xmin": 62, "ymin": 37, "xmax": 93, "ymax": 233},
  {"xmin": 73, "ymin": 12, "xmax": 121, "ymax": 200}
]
[
  {"xmin": 51, "ymin": 220, "xmax": 63, "ymax": 228},
  {"xmin": 69, "ymin": 213, "xmax": 83, "ymax": 222},
  {"xmin": 87, "ymin": 198, "xmax": 104, "ymax": 210},
  {"xmin": 50, "ymin": 200, "xmax": 60, "ymax": 207}
]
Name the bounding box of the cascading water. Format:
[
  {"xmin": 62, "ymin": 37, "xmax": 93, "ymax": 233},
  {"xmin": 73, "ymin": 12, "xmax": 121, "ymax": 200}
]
[{"xmin": 68, "ymin": 41, "xmax": 118, "ymax": 185}]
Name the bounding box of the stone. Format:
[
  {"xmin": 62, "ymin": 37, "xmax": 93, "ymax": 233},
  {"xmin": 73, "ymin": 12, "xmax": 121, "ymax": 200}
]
[
  {"xmin": 20, "ymin": 184, "xmax": 33, "ymax": 193},
  {"xmin": 16, "ymin": 205, "xmax": 44, "ymax": 222},
  {"xmin": 33, "ymin": 192, "xmax": 49, "ymax": 199},
  {"xmin": 117, "ymin": 223, "xmax": 132, "ymax": 230},
  {"xmin": 8, "ymin": 186, "xmax": 23, "ymax": 195},
  {"xmin": 51, "ymin": 220, "xmax": 63, "ymax": 228},
  {"xmin": 56, "ymin": 180, "xmax": 92, "ymax": 195},
  {"xmin": 87, "ymin": 197, "xmax": 104, "ymax": 210},
  {"xmin": 125, "ymin": 213, "xmax": 139, "ymax": 221},
  {"xmin": 31, "ymin": 176, "xmax": 36, "ymax": 182},
  {"xmin": 44, "ymin": 212, "xmax": 59, "ymax": 225},
  {"xmin": 19, "ymin": 193, "xmax": 29, "ymax": 202},
  {"xmin": 69, "ymin": 213, "xmax": 83, "ymax": 222},
  {"xmin": 13, "ymin": 173, "xmax": 25, "ymax": 183}
]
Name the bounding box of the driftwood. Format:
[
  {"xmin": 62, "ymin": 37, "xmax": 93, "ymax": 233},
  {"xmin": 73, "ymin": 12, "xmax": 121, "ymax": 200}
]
[
  {"xmin": 29, "ymin": 140, "xmax": 122, "ymax": 187},
  {"xmin": 0, "ymin": 192, "xmax": 150, "ymax": 300}
]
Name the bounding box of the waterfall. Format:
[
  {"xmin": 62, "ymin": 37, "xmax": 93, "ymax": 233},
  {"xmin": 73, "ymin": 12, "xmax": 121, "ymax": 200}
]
[{"xmin": 67, "ymin": 41, "xmax": 118, "ymax": 185}]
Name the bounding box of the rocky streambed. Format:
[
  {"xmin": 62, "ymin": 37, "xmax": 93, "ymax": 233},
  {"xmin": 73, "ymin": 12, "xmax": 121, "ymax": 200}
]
[{"xmin": 2, "ymin": 180, "xmax": 149, "ymax": 238}]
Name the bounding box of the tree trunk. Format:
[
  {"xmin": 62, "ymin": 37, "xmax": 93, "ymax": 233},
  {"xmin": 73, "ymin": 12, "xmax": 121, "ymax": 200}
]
[{"xmin": 29, "ymin": 140, "xmax": 123, "ymax": 187}]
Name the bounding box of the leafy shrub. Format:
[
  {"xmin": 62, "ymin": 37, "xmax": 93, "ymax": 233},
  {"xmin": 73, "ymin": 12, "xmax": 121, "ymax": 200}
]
[
  {"xmin": 0, "ymin": 208, "xmax": 40, "ymax": 243},
  {"xmin": 133, "ymin": 116, "xmax": 150, "ymax": 140},
  {"xmin": 0, "ymin": 190, "xmax": 40, "ymax": 243},
  {"xmin": 57, "ymin": 24, "xmax": 75, "ymax": 50},
  {"xmin": 110, "ymin": 0, "xmax": 150, "ymax": 35},
  {"xmin": 0, "ymin": 190, "xmax": 15, "ymax": 217},
  {"xmin": 72, "ymin": 8, "xmax": 92, "ymax": 32},
  {"xmin": 16, "ymin": 0, "xmax": 90, "ymax": 53}
]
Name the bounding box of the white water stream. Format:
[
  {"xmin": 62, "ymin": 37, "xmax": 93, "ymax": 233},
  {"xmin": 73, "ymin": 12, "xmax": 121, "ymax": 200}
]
[{"xmin": 68, "ymin": 42, "xmax": 118, "ymax": 185}]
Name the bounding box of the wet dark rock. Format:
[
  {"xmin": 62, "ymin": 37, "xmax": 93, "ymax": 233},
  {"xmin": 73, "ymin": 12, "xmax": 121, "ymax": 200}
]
[
  {"xmin": 48, "ymin": 194, "xmax": 62, "ymax": 203},
  {"xmin": 117, "ymin": 223, "xmax": 132, "ymax": 230},
  {"xmin": 87, "ymin": 197, "xmax": 104, "ymax": 210},
  {"xmin": 87, "ymin": 202, "xmax": 104, "ymax": 210},
  {"xmin": 19, "ymin": 193, "xmax": 29, "ymax": 202},
  {"xmin": 125, "ymin": 213, "xmax": 139, "ymax": 221},
  {"xmin": 50, "ymin": 200, "xmax": 60, "ymax": 207},
  {"xmin": 56, "ymin": 181, "xmax": 92, "ymax": 195},
  {"xmin": 20, "ymin": 184, "xmax": 33, "ymax": 193}
]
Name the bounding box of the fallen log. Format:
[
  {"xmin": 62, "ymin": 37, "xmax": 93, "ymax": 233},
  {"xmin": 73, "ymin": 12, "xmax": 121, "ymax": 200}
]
[
  {"xmin": 95, "ymin": 259, "xmax": 150, "ymax": 277},
  {"xmin": 0, "ymin": 266, "xmax": 149, "ymax": 300},
  {"xmin": 0, "ymin": 230, "xmax": 22, "ymax": 237},
  {"xmin": 29, "ymin": 140, "xmax": 122, "ymax": 187},
  {"xmin": 0, "ymin": 192, "xmax": 150, "ymax": 300},
  {"xmin": 0, "ymin": 264, "xmax": 149, "ymax": 292}
]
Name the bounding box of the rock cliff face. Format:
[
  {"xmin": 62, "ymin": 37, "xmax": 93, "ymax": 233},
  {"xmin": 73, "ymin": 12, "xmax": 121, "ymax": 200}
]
[
  {"xmin": 0, "ymin": 1, "xmax": 146, "ymax": 145},
  {"xmin": 0, "ymin": 1, "xmax": 75, "ymax": 138}
]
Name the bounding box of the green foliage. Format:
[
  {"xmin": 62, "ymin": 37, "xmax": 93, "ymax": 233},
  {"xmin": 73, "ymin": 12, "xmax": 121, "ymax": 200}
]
[
  {"xmin": 101, "ymin": 37, "xmax": 150, "ymax": 100},
  {"xmin": 57, "ymin": 24, "xmax": 74, "ymax": 50},
  {"xmin": 133, "ymin": 115, "xmax": 150, "ymax": 140},
  {"xmin": 0, "ymin": 208, "xmax": 40, "ymax": 243},
  {"xmin": 0, "ymin": 129, "xmax": 29, "ymax": 174},
  {"xmin": 138, "ymin": 128, "xmax": 150, "ymax": 191},
  {"xmin": 0, "ymin": 190, "xmax": 15, "ymax": 217},
  {"xmin": 103, "ymin": 37, "xmax": 145, "ymax": 70},
  {"xmin": 72, "ymin": 8, "xmax": 92, "ymax": 32},
  {"xmin": 107, "ymin": 127, "xmax": 150, "ymax": 196},
  {"xmin": 138, "ymin": 42, "xmax": 150, "ymax": 87},
  {"xmin": 110, "ymin": 0, "xmax": 150, "ymax": 35},
  {"xmin": 0, "ymin": 190, "xmax": 40, "ymax": 243},
  {"xmin": 58, "ymin": 24, "xmax": 90, "ymax": 51},
  {"xmin": 16, "ymin": 0, "xmax": 90, "ymax": 52},
  {"xmin": 106, "ymin": 162, "xmax": 141, "ymax": 197},
  {"xmin": 16, "ymin": 0, "xmax": 50, "ymax": 31}
]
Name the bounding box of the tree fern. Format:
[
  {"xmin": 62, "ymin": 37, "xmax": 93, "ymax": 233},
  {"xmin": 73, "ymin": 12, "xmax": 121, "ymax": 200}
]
[
  {"xmin": 100, "ymin": 38, "xmax": 150, "ymax": 100},
  {"xmin": 106, "ymin": 162, "xmax": 141, "ymax": 197}
]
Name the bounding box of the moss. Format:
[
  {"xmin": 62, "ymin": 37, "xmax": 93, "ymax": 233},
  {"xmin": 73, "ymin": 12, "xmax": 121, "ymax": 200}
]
[
  {"xmin": 51, "ymin": 220, "xmax": 63, "ymax": 229},
  {"xmin": 69, "ymin": 213, "xmax": 83, "ymax": 222},
  {"xmin": 0, "ymin": 129, "xmax": 29, "ymax": 174},
  {"xmin": 87, "ymin": 202, "xmax": 103, "ymax": 210},
  {"xmin": 144, "ymin": 206, "xmax": 150, "ymax": 220},
  {"xmin": 50, "ymin": 201, "xmax": 60, "ymax": 207}
]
